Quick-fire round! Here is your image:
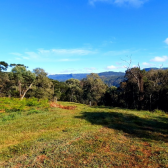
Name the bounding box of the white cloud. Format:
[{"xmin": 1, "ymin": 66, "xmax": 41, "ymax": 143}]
[
  {"xmin": 60, "ymin": 68, "xmax": 78, "ymax": 74},
  {"xmin": 132, "ymin": 65, "xmax": 137, "ymax": 68},
  {"xmin": 15, "ymin": 57, "xmax": 21, "ymax": 60},
  {"xmin": 59, "ymin": 59, "xmax": 70, "ymax": 62},
  {"xmin": 10, "ymin": 52, "xmax": 30, "ymax": 60},
  {"xmin": 10, "ymin": 52, "xmax": 22, "ymax": 56},
  {"xmin": 22, "ymin": 57, "xmax": 29, "ymax": 60},
  {"xmin": 58, "ymin": 59, "xmax": 79, "ymax": 62},
  {"xmin": 106, "ymin": 65, "xmax": 117, "ymax": 69},
  {"xmin": 89, "ymin": 0, "xmax": 148, "ymax": 7},
  {"xmin": 11, "ymin": 48, "xmax": 96, "ymax": 62},
  {"xmin": 25, "ymin": 52, "xmax": 39, "ymax": 59},
  {"xmin": 52, "ymin": 49, "xmax": 96, "ymax": 55},
  {"xmin": 143, "ymin": 62, "xmax": 152, "ymax": 66},
  {"xmin": 151, "ymin": 56, "xmax": 168, "ymax": 62},
  {"xmin": 164, "ymin": 38, "xmax": 168, "ymax": 45},
  {"xmin": 89, "ymin": 0, "xmax": 110, "ymax": 6},
  {"xmin": 114, "ymin": 0, "xmax": 147, "ymax": 7},
  {"xmin": 59, "ymin": 67, "xmax": 97, "ymax": 74},
  {"xmin": 85, "ymin": 67, "xmax": 97, "ymax": 72},
  {"xmin": 104, "ymin": 49, "xmax": 134, "ymax": 56}
]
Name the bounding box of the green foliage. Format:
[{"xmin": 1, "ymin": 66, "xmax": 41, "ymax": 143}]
[
  {"xmin": 27, "ymin": 109, "xmax": 43, "ymax": 115},
  {"xmin": 29, "ymin": 68, "xmax": 54, "ymax": 100},
  {"xmin": 82, "ymin": 73, "xmax": 107, "ymax": 105},
  {"xmin": 2, "ymin": 113, "xmax": 16, "ymax": 121},
  {"xmin": 5, "ymin": 106, "xmax": 24, "ymax": 112},
  {"xmin": 65, "ymin": 78, "xmax": 83, "ymax": 102},
  {"xmin": 153, "ymin": 109, "xmax": 165, "ymax": 114},
  {"xmin": 26, "ymin": 97, "xmax": 40, "ymax": 106},
  {"xmin": 0, "ymin": 97, "xmax": 49, "ymax": 115},
  {"xmin": 9, "ymin": 65, "xmax": 36, "ymax": 99},
  {"xmin": 39, "ymin": 99, "xmax": 49, "ymax": 108},
  {"xmin": 0, "ymin": 61, "xmax": 8, "ymax": 72}
]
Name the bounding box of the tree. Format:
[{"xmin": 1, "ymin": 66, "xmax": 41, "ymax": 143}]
[
  {"xmin": 31, "ymin": 68, "xmax": 54, "ymax": 99},
  {"xmin": 65, "ymin": 78, "xmax": 83, "ymax": 102},
  {"xmin": 0, "ymin": 61, "xmax": 10, "ymax": 96},
  {"xmin": 103, "ymin": 86, "xmax": 118, "ymax": 106},
  {"xmin": 10, "ymin": 65, "xmax": 36, "ymax": 100},
  {"xmin": 123, "ymin": 58, "xmax": 145, "ymax": 110},
  {"xmin": 0, "ymin": 61, "xmax": 8, "ymax": 72},
  {"xmin": 82, "ymin": 73, "xmax": 107, "ymax": 105}
]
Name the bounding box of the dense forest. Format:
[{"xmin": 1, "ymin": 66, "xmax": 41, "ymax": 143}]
[{"xmin": 1, "ymin": 61, "xmax": 168, "ymax": 112}]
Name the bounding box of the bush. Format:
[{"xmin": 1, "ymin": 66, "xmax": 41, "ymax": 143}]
[
  {"xmin": 26, "ymin": 97, "xmax": 40, "ymax": 106},
  {"xmin": 153, "ymin": 109, "xmax": 165, "ymax": 114},
  {"xmin": 5, "ymin": 105, "xmax": 25, "ymax": 113}
]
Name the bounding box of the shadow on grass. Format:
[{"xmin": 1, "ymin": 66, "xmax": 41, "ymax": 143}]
[{"xmin": 75, "ymin": 111, "xmax": 168, "ymax": 142}]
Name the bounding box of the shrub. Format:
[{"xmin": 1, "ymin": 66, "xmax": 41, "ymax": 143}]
[
  {"xmin": 153, "ymin": 109, "xmax": 165, "ymax": 114},
  {"xmin": 26, "ymin": 97, "xmax": 40, "ymax": 106}
]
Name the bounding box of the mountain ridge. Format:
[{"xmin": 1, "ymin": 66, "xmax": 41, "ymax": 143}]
[{"xmin": 48, "ymin": 68, "xmax": 168, "ymax": 87}]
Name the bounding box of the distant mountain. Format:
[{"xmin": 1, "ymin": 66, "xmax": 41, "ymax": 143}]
[
  {"xmin": 144, "ymin": 67, "xmax": 168, "ymax": 71},
  {"xmin": 48, "ymin": 68, "xmax": 168, "ymax": 87},
  {"xmin": 48, "ymin": 71, "xmax": 125, "ymax": 81},
  {"xmin": 48, "ymin": 73, "xmax": 88, "ymax": 82},
  {"xmin": 98, "ymin": 71, "xmax": 125, "ymax": 77},
  {"xmin": 48, "ymin": 71, "xmax": 125, "ymax": 87}
]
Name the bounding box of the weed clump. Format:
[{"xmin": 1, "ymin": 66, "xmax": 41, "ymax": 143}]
[{"xmin": 153, "ymin": 109, "xmax": 165, "ymax": 114}]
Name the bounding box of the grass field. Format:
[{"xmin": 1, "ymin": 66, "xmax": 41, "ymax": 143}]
[{"xmin": 0, "ymin": 97, "xmax": 168, "ymax": 167}]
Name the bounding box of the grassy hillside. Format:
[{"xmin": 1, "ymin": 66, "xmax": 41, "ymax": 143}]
[{"xmin": 0, "ymin": 98, "xmax": 168, "ymax": 167}]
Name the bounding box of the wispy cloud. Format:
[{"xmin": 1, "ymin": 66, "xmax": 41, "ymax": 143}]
[
  {"xmin": 84, "ymin": 67, "xmax": 97, "ymax": 72},
  {"xmin": 22, "ymin": 57, "xmax": 29, "ymax": 60},
  {"xmin": 10, "ymin": 52, "xmax": 22, "ymax": 56},
  {"xmin": 142, "ymin": 62, "xmax": 153, "ymax": 66},
  {"xmin": 151, "ymin": 56, "xmax": 168, "ymax": 62},
  {"xmin": 60, "ymin": 68, "xmax": 78, "ymax": 74},
  {"xmin": 25, "ymin": 52, "xmax": 39, "ymax": 59},
  {"xmin": 59, "ymin": 67, "xmax": 97, "ymax": 74},
  {"xmin": 104, "ymin": 49, "xmax": 136, "ymax": 56},
  {"xmin": 89, "ymin": 0, "xmax": 148, "ymax": 7},
  {"xmin": 89, "ymin": 0, "xmax": 111, "ymax": 6},
  {"xmin": 51, "ymin": 49, "xmax": 96, "ymax": 55},
  {"xmin": 164, "ymin": 38, "xmax": 168, "ymax": 45},
  {"xmin": 114, "ymin": 0, "xmax": 148, "ymax": 7},
  {"xmin": 106, "ymin": 65, "xmax": 117, "ymax": 69},
  {"xmin": 10, "ymin": 48, "xmax": 96, "ymax": 62},
  {"xmin": 10, "ymin": 53, "xmax": 31, "ymax": 60},
  {"xmin": 58, "ymin": 58, "xmax": 79, "ymax": 62}
]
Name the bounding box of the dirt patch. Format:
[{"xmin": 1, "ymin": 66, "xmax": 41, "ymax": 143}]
[
  {"xmin": 50, "ymin": 102, "xmax": 77, "ymax": 110},
  {"xmin": 36, "ymin": 155, "xmax": 48, "ymax": 163}
]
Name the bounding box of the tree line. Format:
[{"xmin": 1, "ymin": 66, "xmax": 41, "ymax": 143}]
[{"xmin": 0, "ymin": 61, "xmax": 168, "ymax": 112}]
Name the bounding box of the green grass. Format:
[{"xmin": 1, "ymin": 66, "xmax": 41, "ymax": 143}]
[{"xmin": 0, "ymin": 98, "xmax": 168, "ymax": 167}]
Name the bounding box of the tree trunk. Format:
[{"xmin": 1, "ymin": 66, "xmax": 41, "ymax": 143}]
[
  {"xmin": 54, "ymin": 96, "xmax": 57, "ymax": 103},
  {"xmin": 20, "ymin": 83, "xmax": 33, "ymax": 100},
  {"xmin": 89, "ymin": 101, "xmax": 92, "ymax": 106},
  {"xmin": 138, "ymin": 73, "xmax": 144, "ymax": 110},
  {"xmin": 149, "ymin": 94, "xmax": 152, "ymax": 111},
  {"xmin": 18, "ymin": 80, "xmax": 22, "ymax": 97}
]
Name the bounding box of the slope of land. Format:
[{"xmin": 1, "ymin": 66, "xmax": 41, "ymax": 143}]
[{"xmin": 0, "ymin": 98, "xmax": 168, "ymax": 167}]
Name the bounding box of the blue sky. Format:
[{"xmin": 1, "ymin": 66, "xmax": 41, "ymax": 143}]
[{"xmin": 0, "ymin": 0, "xmax": 168, "ymax": 74}]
